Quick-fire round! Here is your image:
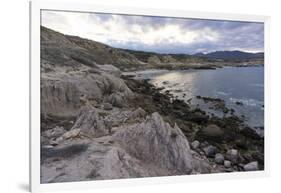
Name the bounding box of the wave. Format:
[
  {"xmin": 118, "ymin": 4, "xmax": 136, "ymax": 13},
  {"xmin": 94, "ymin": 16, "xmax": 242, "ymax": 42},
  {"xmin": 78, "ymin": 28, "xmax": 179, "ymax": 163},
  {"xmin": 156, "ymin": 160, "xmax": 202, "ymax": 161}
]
[
  {"xmin": 229, "ymin": 97, "xmax": 263, "ymax": 107},
  {"xmin": 217, "ymin": 91, "xmax": 229, "ymax": 96},
  {"xmin": 250, "ymin": 83, "xmax": 264, "ymax": 88}
]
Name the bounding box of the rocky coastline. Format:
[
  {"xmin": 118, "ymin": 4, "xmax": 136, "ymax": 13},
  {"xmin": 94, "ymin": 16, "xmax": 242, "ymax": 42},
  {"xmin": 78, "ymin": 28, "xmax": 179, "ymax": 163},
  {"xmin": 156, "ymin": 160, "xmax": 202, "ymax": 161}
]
[
  {"xmin": 40, "ymin": 26, "xmax": 264, "ymax": 183},
  {"xmin": 123, "ymin": 76, "xmax": 264, "ymax": 171}
]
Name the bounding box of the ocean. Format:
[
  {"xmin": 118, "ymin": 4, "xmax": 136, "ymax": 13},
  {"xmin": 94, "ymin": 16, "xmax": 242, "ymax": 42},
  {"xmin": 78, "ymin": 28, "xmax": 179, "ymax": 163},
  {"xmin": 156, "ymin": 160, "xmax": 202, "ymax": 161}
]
[{"xmin": 124, "ymin": 66, "xmax": 264, "ymax": 133}]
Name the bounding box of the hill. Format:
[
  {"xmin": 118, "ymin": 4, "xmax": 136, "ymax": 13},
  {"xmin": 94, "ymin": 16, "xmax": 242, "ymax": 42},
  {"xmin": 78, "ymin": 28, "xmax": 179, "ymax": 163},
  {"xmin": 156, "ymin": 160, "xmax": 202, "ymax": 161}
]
[
  {"xmin": 41, "ymin": 26, "xmax": 264, "ymax": 71},
  {"xmin": 194, "ymin": 51, "xmax": 264, "ymax": 61}
]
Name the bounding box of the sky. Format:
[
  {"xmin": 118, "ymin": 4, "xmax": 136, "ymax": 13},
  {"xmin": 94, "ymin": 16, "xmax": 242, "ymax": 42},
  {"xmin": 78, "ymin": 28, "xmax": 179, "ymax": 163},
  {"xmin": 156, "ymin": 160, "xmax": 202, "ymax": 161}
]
[{"xmin": 41, "ymin": 10, "xmax": 264, "ymax": 54}]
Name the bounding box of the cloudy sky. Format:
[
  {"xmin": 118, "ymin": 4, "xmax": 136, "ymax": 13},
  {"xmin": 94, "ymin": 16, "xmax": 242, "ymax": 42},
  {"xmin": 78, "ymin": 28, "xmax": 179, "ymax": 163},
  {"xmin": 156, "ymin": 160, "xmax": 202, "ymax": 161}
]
[{"xmin": 41, "ymin": 10, "xmax": 264, "ymax": 54}]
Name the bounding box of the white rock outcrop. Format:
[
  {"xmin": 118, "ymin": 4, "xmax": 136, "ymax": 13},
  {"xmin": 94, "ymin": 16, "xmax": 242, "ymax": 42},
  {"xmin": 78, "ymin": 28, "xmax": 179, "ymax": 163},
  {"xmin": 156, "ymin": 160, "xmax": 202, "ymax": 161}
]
[
  {"xmin": 113, "ymin": 112, "xmax": 194, "ymax": 174},
  {"xmin": 41, "ymin": 112, "xmax": 213, "ymax": 183}
]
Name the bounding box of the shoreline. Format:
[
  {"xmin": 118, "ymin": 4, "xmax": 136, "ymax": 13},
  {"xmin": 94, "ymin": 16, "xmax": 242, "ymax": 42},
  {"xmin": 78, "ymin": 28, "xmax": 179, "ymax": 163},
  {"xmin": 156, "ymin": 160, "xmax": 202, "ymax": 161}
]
[
  {"xmin": 123, "ymin": 76, "xmax": 264, "ymax": 170},
  {"xmin": 122, "ymin": 65, "xmax": 264, "ymax": 82},
  {"xmin": 122, "ymin": 66, "xmax": 264, "ymax": 130},
  {"xmin": 122, "ymin": 62, "xmax": 264, "ymax": 72}
]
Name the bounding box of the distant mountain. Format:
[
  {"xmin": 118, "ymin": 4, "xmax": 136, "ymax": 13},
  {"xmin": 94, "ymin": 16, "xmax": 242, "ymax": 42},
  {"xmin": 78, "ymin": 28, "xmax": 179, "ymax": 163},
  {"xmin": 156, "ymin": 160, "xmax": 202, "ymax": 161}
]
[{"xmin": 194, "ymin": 51, "xmax": 264, "ymax": 60}]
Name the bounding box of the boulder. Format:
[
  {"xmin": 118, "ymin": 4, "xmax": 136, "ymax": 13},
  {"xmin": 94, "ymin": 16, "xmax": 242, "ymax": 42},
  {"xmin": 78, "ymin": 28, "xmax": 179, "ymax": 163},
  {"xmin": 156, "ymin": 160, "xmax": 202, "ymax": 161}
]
[
  {"xmin": 224, "ymin": 160, "xmax": 231, "ymax": 168},
  {"xmin": 240, "ymin": 127, "xmax": 261, "ymax": 140},
  {"xmin": 244, "ymin": 161, "xmax": 259, "ymax": 171},
  {"xmin": 196, "ymin": 124, "xmax": 223, "ymax": 141},
  {"xmin": 215, "ymin": 153, "xmax": 224, "ymax": 164},
  {"xmin": 235, "ymin": 138, "xmax": 248, "ymax": 149},
  {"xmin": 203, "ymin": 145, "xmax": 217, "ymax": 158},
  {"xmin": 191, "ymin": 140, "xmax": 200, "ymax": 150},
  {"xmin": 226, "ymin": 149, "xmax": 239, "ymax": 164}
]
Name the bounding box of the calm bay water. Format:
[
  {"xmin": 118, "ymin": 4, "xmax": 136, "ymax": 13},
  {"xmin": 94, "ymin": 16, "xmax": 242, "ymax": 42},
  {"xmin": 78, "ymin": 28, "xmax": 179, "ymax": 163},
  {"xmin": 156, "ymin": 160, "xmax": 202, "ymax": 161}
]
[{"xmin": 125, "ymin": 66, "xmax": 264, "ymax": 130}]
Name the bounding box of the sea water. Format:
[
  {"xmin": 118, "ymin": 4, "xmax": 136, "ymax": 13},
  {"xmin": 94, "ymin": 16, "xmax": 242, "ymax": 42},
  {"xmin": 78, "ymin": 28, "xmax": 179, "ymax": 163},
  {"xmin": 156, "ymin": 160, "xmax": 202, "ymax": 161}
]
[{"xmin": 125, "ymin": 66, "xmax": 264, "ymax": 131}]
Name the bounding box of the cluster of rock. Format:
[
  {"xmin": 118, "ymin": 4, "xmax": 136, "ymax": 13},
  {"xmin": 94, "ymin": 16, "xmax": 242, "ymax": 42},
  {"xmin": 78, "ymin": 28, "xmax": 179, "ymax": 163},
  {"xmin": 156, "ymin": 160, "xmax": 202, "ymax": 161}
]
[
  {"xmin": 125, "ymin": 77, "xmax": 263, "ymax": 169},
  {"xmin": 190, "ymin": 139, "xmax": 259, "ymax": 172}
]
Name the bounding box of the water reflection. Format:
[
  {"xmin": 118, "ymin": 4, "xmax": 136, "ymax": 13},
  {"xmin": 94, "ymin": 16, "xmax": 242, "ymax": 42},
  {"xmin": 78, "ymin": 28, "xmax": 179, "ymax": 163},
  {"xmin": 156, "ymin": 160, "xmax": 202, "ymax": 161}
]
[
  {"xmin": 150, "ymin": 70, "xmax": 198, "ymax": 100},
  {"xmin": 129, "ymin": 67, "xmax": 264, "ymax": 128}
]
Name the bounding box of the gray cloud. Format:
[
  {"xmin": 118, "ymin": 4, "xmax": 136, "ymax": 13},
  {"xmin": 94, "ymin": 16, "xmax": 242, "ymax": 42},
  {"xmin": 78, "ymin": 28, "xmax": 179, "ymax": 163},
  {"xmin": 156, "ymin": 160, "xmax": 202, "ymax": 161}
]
[{"xmin": 42, "ymin": 10, "xmax": 264, "ymax": 54}]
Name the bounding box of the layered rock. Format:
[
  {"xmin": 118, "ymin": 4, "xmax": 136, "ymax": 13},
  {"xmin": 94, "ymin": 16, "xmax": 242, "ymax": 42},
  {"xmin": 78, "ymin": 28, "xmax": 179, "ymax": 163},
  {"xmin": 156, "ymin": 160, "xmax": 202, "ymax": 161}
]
[
  {"xmin": 41, "ymin": 111, "xmax": 214, "ymax": 183},
  {"xmin": 113, "ymin": 112, "xmax": 194, "ymax": 175},
  {"xmin": 41, "ymin": 68, "xmax": 134, "ymax": 117},
  {"xmin": 41, "ymin": 26, "xmax": 135, "ymax": 118}
]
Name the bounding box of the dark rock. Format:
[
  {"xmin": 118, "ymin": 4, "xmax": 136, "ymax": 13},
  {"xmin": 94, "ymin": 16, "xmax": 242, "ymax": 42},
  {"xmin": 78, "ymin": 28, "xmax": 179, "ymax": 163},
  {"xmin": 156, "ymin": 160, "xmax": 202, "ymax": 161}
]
[
  {"xmin": 196, "ymin": 124, "xmax": 224, "ymax": 141},
  {"xmin": 235, "ymin": 138, "xmax": 248, "ymax": 149},
  {"xmin": 200, "ymin": 141, "xmax": 209, "ymax": 148},
  {"xmin": 187, "ymin": 112, "xmax": 209, "ymax": 124},
  {"xmin": 240, "ymin": 127, "xmax": 261, "ymax": 140},
  {"xmin": 235, "ymin": 101, "xmax": 243, "ymax": 106},
  {"xmin": 203, "ymin": 145, "xmax": 217, "ymax": 158},
  {"xmin": 41, "ymin": 143, "xmax": 89, "ymax": 160},
  {"xmin": 251, "ymin": 151, "xmax": 264, "ymax": 166},
  {"xmin": 224, "ymin": 168, "xmax": 233, "ymax": 172},
  {"xmin": 196, "ymin": 96, "xmax": 223, "ymax": 103}
]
